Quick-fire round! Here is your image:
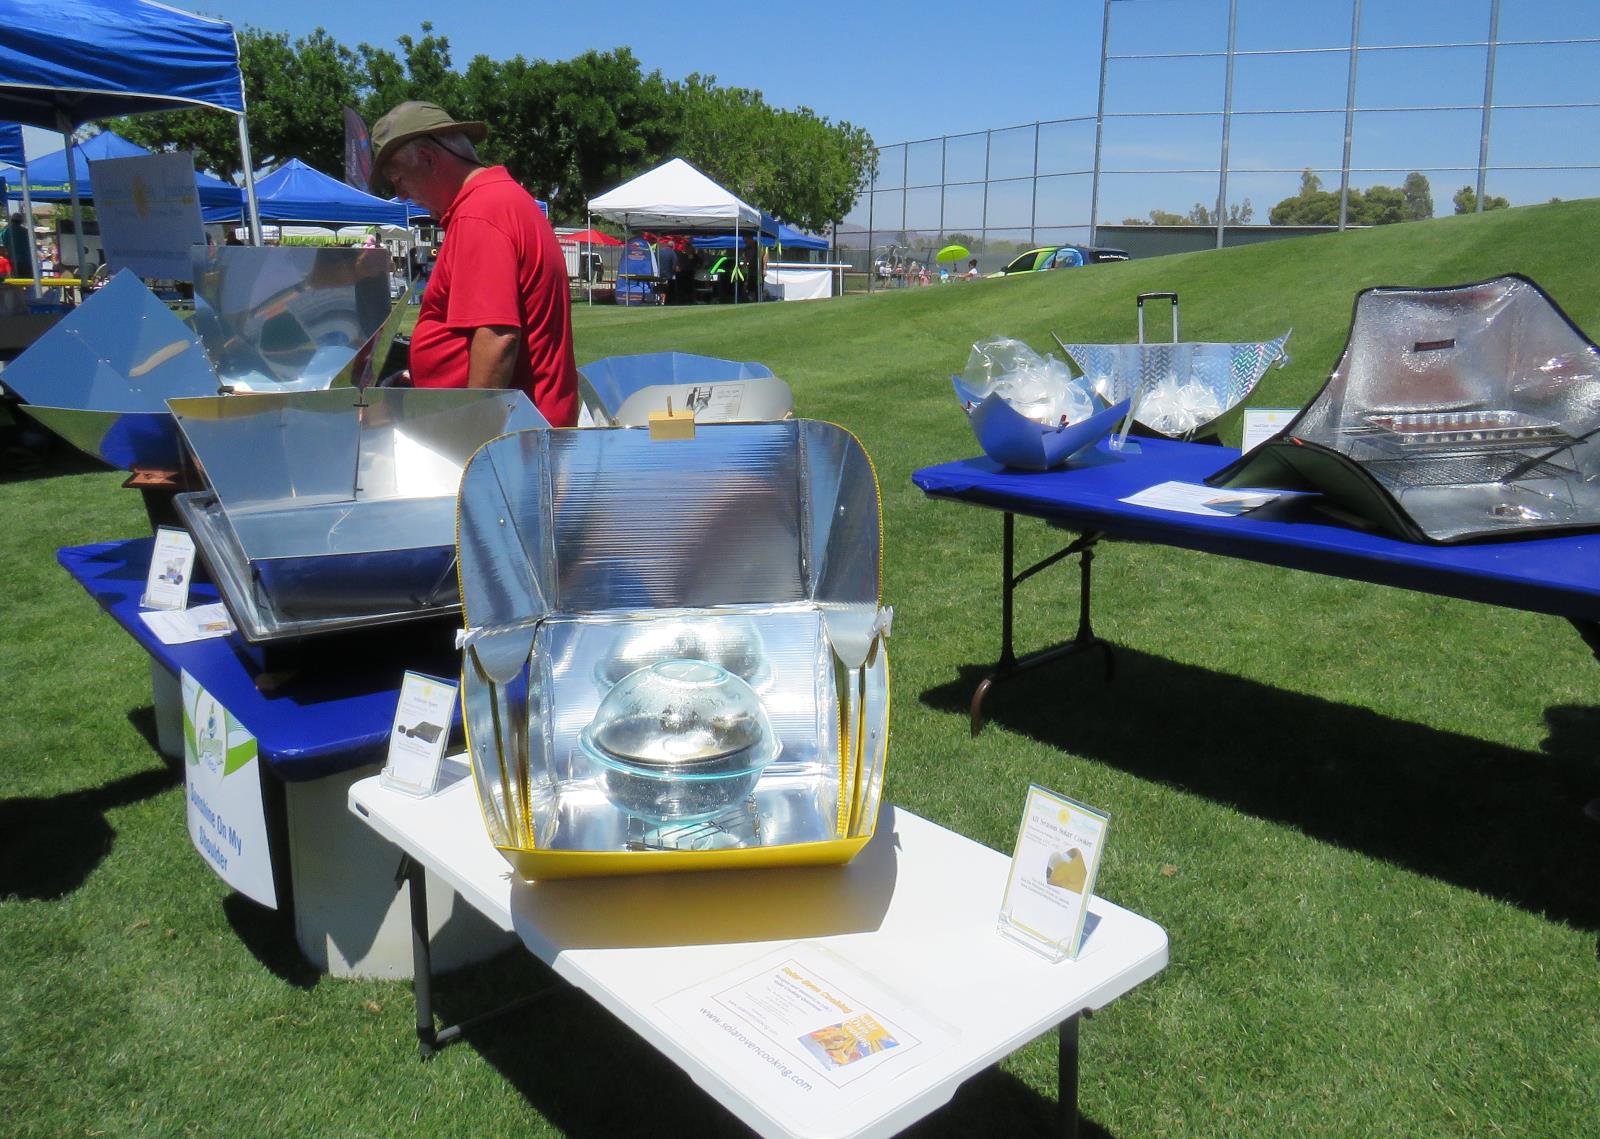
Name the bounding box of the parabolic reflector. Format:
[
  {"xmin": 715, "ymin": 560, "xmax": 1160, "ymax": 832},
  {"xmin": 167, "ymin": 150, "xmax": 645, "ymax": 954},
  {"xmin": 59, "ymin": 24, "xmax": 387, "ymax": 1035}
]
[
  {"xmin": 2, "ymin": 270, "xmax": 217, "ymax": 468},
  {"xmin": 577, "ymin": 351, "xmax": 792, "ymax": 426}
]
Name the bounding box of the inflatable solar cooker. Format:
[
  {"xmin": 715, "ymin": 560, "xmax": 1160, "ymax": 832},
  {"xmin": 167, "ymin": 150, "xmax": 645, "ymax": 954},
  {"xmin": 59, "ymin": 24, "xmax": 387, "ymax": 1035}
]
[{"xmin": 456, "ymin": 420, "xmax": 891, "ymax": 879}]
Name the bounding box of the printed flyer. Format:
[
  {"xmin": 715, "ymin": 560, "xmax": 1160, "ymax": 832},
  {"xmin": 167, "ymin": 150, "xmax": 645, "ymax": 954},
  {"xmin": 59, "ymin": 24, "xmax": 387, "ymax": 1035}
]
[
  {"xmin": 657, "ymin": 942, "xmax": 952, "ymax": 1121},
  {"xmin": 141, "ymin": 526, "xmax": 196, "ymax": 611},
  {"xmin": 181, "ymin": 670, "xmax": 276, "ymax": 908},
  {"xmin": 998, "ymin": 785, "xmax": 1109, "ymax": 961},
  {"xmin": 381, "ymin": 672, "xmax": 457, "ymax": 796}
]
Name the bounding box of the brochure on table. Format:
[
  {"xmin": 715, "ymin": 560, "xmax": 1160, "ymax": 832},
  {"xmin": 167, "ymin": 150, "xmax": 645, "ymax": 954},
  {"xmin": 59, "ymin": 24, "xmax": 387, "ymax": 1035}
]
[
  {"xmin": 380, "ymin": 671, "xmax": 457, "ymax": 797},
  {"xmin": 141, "ymin": 526, "xmax": 196, "ymax": 611},
  {"xmin": 138, "ymin": 602, "xmax": 233, "ymax": 645},
  {"xmin": 181, "ymin": 669, "xmax": 277, "ymax": 908},
  {"xmin": 998, "ymin": 785, "xmax": 1109, "ymax": 962},
  {"xmin": 657, "ymin": 942, "xmax": 954, "ymax": 1123}
]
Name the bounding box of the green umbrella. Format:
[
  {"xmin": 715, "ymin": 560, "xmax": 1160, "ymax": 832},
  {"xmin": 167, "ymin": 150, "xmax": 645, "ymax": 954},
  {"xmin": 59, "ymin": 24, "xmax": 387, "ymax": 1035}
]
[{"xmin": 936, "ymin": 244, "xmax": 970, "ymax": 263}]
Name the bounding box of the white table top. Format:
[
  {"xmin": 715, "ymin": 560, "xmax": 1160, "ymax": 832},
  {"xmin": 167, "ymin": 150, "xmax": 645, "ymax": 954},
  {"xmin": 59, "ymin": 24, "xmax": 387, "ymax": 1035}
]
[{"xmin": 350, "ymin": 771, "xmax": 1168, "ymax": 1139}]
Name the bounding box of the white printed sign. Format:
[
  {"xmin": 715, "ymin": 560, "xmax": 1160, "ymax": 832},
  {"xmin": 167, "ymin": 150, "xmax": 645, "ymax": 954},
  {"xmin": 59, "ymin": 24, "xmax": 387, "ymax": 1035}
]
[
  {"xmin": 998, "ymin": 785, "xmax": 1109, "ymax": 961},
  {"xmin": 658, "ymin": 943, "xmax": 952, "ymax": 1123},
  {"xmin": 141, "ymin": 526, "xmax": 196, "ymax": 611},
  {"xmin": 1241, "ymin": 408, "xmax": 1298, "ymax": 453},
  {"xmin": 182, "ymin": 670, "xmax": 277, "ymax": 908},
  {"xmin": 381, "ymin": 671, "xmax": 457, "ymax": 797},
  {"xmin": 91, "ymin": 151, "xmax": 205, "ymax": 281}
]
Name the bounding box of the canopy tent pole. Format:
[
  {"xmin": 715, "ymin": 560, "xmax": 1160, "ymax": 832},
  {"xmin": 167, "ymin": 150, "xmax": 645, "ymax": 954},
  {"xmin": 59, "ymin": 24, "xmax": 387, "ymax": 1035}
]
[
  {"xmin": 733, "ymin": 215, "xmax": 740, "ymax": 305},
  {"xmin": 19, "ymin": 164, "xmax": 40, "ymax": 297},
  {"xmin": 56, "ymin": 113, "xmax": 86, "ymax": 292},
  {"xmin": 586, "ymin": 210, "xmax": 592, "ymax": 308},
  {"xmin": 236, "ymin": 115, "xmax": 263, "ymax": 246}
]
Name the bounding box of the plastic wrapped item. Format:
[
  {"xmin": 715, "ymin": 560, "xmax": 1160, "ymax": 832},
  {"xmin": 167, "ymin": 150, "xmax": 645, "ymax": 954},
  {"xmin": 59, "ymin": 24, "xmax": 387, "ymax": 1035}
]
[
  {"xmin": 961, "ymin": 338, "xmax": 1097, "ymax": 426},
  {"xmin": 1138, "ymin": 377, "xmax": 1224, "ymax": 436},
  {"xmin": 953, "ymin": 336, "xmax": 1125, "ymax": 470}
]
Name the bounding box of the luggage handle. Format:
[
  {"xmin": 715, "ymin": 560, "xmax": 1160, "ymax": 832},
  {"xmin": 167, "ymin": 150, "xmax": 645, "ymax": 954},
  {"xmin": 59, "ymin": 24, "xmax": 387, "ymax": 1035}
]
[{"xmin": 1136, "ymin": 292, "xmax": 1179, "ymax": 344}]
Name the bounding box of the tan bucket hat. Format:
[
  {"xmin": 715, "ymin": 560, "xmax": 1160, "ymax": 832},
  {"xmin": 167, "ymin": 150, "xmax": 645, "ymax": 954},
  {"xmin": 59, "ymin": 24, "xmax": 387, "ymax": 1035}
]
[{"xmin": 369, "ymin": 101, "xmax": 487, "ymax": 196}]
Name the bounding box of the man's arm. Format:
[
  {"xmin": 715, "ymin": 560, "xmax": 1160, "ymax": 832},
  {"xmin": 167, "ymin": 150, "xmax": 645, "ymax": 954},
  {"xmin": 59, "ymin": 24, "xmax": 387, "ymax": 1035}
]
[{"xmin": 466, "ymin": 325, "xmax": 520, "ymax": 389}]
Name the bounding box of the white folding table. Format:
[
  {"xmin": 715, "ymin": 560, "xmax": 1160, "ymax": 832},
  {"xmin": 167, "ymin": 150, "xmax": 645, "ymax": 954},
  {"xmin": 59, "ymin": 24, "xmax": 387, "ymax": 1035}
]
[{"xmin": 348, "ymin": 772, "xmax": 1168, "ymax": 1139}]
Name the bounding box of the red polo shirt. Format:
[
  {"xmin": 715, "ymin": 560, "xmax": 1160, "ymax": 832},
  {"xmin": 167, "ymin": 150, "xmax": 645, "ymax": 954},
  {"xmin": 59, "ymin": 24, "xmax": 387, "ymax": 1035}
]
[{"xmin": 409, "ymin": 166, "xmax": 579, "ymax": 426}]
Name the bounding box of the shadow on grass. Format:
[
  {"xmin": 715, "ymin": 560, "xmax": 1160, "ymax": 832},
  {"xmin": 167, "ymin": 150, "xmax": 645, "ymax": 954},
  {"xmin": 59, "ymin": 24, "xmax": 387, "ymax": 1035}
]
[
  {"xmin": 0, "ymin": 427, "xmax": 108, "ymax": 485},
  {"xmin": 921, "ymin": 648, "xmax": 1600, "ymax": 930},
  {"xmin": 0, "ymin": 761, "xmax": 180, "ymax": 900},
  {"xmin": 221, "ymin": 894, "xmax": 322, "ymax": 990},
  {"xmin": 425, "ymin": 950, "xmax": 1093, "ymax": 1139}
]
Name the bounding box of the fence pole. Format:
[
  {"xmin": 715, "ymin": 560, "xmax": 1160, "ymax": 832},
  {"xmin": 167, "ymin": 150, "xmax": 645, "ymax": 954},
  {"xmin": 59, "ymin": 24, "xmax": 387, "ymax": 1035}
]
[
  {"xmin": 1215, "ymin": 0, "xmax": 1238, "ymax": 249},
  {"xmin": 1339, "ymin": 0, "xmax": 1362, "ymax": 230},
  {"xmin": 1089, "ymin": 0, "xmax": 1113, "ymax": 245},
  {"xmin": 1476, "ymin": 0, "xmax": 1502, "ymax": 212},
  {"xmin": 1030, "ymin": 121, "xmax": 1040, "ymax": 246},
  {"xmin": 982, "ymin": 129, "xmax": 992, "ymax": 256}
]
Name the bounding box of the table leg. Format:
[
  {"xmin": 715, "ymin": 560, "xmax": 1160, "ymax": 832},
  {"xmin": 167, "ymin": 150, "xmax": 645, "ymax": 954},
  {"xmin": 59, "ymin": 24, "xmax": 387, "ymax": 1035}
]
[
  {"xmin": 400, "ymin": 855, "xmax": 440, "ymax": 1058},
  {"xmin": 970, "ymin": 515, "xmax": 1115, "ymax": 736},
  {"xmin": 398, "ymin": 853, "xmax": 562, "ymax": 1061},
  {"xmin": 1059, "ymin": 1013, "xmax": 1081, "ymax": 1139}
]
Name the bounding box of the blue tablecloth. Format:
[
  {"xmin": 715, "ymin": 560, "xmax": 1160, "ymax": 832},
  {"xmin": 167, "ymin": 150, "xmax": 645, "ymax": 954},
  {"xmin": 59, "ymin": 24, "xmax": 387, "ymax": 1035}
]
[
  {"xmin": 58, "ymin": 538, "xmax": 460, "ymax": 782},
  {"xmin": 912, "ymin": 438, "xmax": 1600, "ymax": 622}
]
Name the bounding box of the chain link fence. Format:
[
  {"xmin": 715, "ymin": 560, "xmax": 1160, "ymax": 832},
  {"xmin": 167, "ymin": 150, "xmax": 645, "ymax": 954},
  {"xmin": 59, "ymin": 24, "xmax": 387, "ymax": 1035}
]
[{"xmin": 838, "ymin": 0, "xmax": 1600, "ymax": 288}]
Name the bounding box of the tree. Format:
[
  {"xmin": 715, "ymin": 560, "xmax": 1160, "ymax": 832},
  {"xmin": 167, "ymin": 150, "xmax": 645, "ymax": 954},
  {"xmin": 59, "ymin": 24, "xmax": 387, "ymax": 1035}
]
[
  {"xmin": 1453, "ymin": 185, "xmax": 1511, "ymax": 214},
  {"xmin": 1121, "ymin": 200, "xmax": 1251, "ymax": 226},
  {"xmin": 107, "ymin": 24, "xmax": 876, "ymax": 230},
  {"xmin": 1402, "ymin": 172, "xmax": 1433, "ymax": 221},
  {"xmin": 114, "ymin": 26, "xmax": 362, "ymax": 181},
  {"xmin": 670, "ymin": 75, "xmax": 875, "ymax": 234},
  {"xmin": 1270, "ymin": 173, "xmax": 1429, "ymax": 227}
]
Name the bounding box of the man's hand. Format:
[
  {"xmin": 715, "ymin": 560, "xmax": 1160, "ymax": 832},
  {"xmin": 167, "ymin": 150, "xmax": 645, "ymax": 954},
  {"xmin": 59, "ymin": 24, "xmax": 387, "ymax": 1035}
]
[{"xmin": 466, "ymin": 325, "xmax": 520, "ymax": 389}]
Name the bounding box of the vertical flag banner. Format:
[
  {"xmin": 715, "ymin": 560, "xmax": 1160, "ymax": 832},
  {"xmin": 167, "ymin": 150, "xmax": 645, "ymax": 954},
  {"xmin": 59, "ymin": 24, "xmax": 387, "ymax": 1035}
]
[{"xmin": 343, "ymin": 107, "xmax": 372, "ymax": 193}]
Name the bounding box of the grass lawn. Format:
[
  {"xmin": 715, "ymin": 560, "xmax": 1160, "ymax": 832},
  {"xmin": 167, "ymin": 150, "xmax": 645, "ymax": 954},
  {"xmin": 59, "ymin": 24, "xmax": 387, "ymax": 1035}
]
[{"xmin": 4, "ymin": 200, "xmax": 1600, "ymax": 1137}]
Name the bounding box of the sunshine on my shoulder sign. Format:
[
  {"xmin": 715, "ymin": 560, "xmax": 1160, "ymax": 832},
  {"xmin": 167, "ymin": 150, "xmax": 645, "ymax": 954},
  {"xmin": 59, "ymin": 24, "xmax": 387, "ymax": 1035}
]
[{"xmin": 181, "ymin": 670, "xmax": 277, "ymax": 908}]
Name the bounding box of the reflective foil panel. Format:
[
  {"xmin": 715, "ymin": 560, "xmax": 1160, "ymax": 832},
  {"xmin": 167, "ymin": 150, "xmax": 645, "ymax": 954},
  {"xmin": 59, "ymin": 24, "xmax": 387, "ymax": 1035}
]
[
  {"xmin": 2, "ymin": 270, "xmax": 217, "ymax": 468},
  {"xmin": 1055, "ymin": 331, "xmax": 1291, "ymax": 439},
  {"xmin": 170, "ymin": 388, "xmax": 546, "ymax": 641},
  {"xmin": 1215, "ymin": 276, "xmax": 1600, "ymax": 542}
]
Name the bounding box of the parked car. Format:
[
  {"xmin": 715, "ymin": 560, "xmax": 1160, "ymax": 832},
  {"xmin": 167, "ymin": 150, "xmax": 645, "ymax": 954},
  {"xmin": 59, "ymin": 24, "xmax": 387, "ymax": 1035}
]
[{"xmin": 994, "ymin": 244, "xmax": 1130, "ymax": 276}]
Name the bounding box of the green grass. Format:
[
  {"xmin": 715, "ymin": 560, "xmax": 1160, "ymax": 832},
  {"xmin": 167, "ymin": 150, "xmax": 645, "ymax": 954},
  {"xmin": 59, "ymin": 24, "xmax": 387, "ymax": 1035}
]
[{"xmin": 6, "ymin": 201, "xmax": 1600, "ymax": 1137}]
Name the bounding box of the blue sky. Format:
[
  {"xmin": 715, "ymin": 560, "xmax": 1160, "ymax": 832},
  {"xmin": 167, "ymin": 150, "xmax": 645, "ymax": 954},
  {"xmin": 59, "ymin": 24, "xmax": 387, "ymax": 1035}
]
[{"xmin": 15, "ymin": 0, "xmax": 1600, "ymax": 229}]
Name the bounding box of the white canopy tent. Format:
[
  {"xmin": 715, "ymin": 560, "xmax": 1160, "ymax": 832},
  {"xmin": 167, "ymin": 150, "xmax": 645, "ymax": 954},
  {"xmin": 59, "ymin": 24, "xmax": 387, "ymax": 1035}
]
[
  {"xmin": 588, "ymin": 157, "xmax": 761, "ymax": 230},
  {"xmin": 587, "ymin": 157, "xmax": 765, "ymax": 303}
]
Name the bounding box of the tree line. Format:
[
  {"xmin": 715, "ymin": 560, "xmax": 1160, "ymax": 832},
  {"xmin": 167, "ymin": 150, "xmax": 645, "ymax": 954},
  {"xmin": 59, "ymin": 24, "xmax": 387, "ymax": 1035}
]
[
  {"xmin": 1123, "ymin": 170, "xmax": 1513, "ymax": 228},
  {"xmin": 110, "ymin": 23, "xmax": 877, "ymax": 232}
]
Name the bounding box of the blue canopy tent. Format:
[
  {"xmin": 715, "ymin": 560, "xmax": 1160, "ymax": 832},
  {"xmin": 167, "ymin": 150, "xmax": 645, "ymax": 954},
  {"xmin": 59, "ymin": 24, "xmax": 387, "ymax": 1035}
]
[
  {"xmin": 0, "ymin": 123, "xmax": 23, "ymax": 168},
  {"xmin": 23, "ymin": 129, "xmax": 243, "ymax": 210},
  {"xmin": 691, "ymin": 222, "xmax": 826, "ymax": 252},
  {"xmin": 0, "ymin": 0, "xmax": 264, "ymax": 283},
  {"xmin": 203, "ymin": 158, "xmax": 413, "ymax": 228}
]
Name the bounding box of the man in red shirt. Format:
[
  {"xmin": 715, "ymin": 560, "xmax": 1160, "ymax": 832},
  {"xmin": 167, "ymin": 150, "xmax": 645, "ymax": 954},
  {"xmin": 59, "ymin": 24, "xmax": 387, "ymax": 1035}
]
[{"xmin": 370, "ymin": 101, "xmax": 578, "ymax": 426}]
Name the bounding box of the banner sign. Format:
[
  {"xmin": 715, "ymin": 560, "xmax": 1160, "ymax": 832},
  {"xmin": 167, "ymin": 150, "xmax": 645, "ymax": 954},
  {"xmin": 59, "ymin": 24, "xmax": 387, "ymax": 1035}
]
[
  {"xmin": 343, "ymin": 106, "xmax": 372, "ymax": 193},
  {"xmin": 92, "ymin": 152, "xmax": 204, "ymax": 281},
  {"xmin": 182, "ymin": 669, "xmax": 278, "ymax": 908}
]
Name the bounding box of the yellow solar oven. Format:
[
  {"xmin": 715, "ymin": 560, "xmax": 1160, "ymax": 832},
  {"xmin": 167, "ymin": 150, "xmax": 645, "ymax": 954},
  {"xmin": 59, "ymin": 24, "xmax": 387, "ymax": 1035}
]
[{"xmin": 456, "ymin": 420, "xmax": 891, "ymax": 879}]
